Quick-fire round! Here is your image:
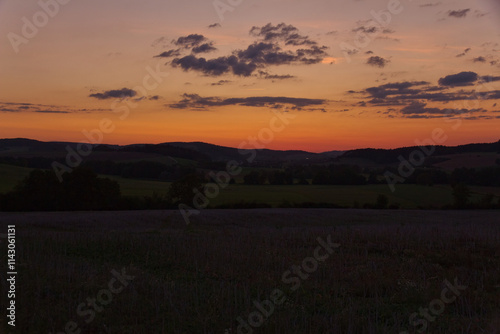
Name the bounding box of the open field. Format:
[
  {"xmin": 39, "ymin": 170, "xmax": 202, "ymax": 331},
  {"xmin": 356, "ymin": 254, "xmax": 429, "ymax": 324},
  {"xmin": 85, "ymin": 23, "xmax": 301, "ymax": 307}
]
[{"xmin": 0, "ymin": 209, "xmax": 499, "ymax": 333}]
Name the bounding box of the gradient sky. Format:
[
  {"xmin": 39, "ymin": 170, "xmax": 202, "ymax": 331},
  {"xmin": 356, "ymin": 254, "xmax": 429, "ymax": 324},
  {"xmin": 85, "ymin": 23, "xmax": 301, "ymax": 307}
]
[{"xmin": 0, "ymin": 0, "xmax": 499, "ymax": 152}]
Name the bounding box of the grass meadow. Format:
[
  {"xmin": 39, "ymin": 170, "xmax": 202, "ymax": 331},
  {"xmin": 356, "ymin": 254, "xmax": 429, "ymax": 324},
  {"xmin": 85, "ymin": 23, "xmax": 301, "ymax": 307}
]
[{"xmin": 0, "ymin": 209, "xmax": 499, "ymax": 333}]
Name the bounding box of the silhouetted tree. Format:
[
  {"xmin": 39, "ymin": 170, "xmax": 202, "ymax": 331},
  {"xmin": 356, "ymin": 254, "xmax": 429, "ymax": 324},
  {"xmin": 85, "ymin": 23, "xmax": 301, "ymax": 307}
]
[
  {"xmin": 375, "ymin": 194, "xmax": 389, "ymax": 209},
  {"xmin": 167, "ymin": 173, "xmax": 204, "ymax": 204},
  {"xmin": 452, "ymin": 183, "xmax": 471, "ymax": 209},
  {"xmin": 243, "ymin": 171, "xmax": 266, "ymax": 185},
  {"xmin": 1, "ymin": 167, "xmax": 120, "ymax": 211}
]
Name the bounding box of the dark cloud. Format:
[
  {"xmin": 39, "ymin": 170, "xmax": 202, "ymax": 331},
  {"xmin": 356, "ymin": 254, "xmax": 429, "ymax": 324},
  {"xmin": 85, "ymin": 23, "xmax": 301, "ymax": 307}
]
[
  {"xmin": 169, "ymin": 93, "xmax": 325, "ymax": 110},
  {"xmin": 400, "ymin": 101, "xmax": 486, "ymax": 116},
  {"xmin": 456, "ymin": 47, "xmax": 471, "ymax": 57},
  {"xmin": 364, "ymin": 81, "xmax": 430, "ymax": 99},
  {"xmin": 481, "ymin": 75, "xmax": 500, "ymax": 82},
  {"xmin": 0, "ymin": 107, "xmax": 69, "ymax": 114},
  {"xmin": 473, "ymin": 56, "xmax": 487, "ymax": 63},
  {"xmin": 236, "ymin": 42, "xmax": 326, "ymax": 66},
  {"xmin": 154, "ymin": 49, "xmax": 181, "ymax": 58},
  {"xmin": 89, "ymin": 88, "xmax": 137, "ymax": 100},
  {"xmin": 438, "ymin": 71, "xmax": 478, "ymax": 86},
  {"xmin": 366, "ymin": 56, "xmax": 390, "ymax": 68},
  {"xmin": 258, "ymin": 71, "xmax": 296, "ymax": 80},
  {"xmin": 211, "ymin": 80, "xmax": 232, "ymax": 86},
  {"xmin": 171, "ymin": 55, "xmax": 257, "ymax": 77},
  {"xmin": 249, "ymin": 22, "xmax": 317, "ymax": 46},
  {"xmin": 167, "ymin": 23, "xmax": 328, "ymax": 77},
  {"xmin": 33, "ymin": 110, "xmax": 70, "ymax": 114},
  {"xmin": 365, "ymin": 50, "xmax": 374, "ymax": 54},
  {"xmin": 149, "ymin": 95, "xmax": 160, "ymax": 100},
  {"xmin": 208, "ymin": 23, "xmax": 221, "ymax": 29},
  {"xmin": 237, "ymin": 42, "xmax": 293, "ymax": 64},
  {"xmin": 353, "ymin": 25, "xmax": 378, "ymax": 34},
  {"xmin": 192, "ymin": 43, "xmax": 217, "ymax": 54},
  {"xmin": 356, "ymin": 75, "xmax": 500, "ymax": 115},
  {"xmin": 0, "ymin": 102, "xmax": 110, "ymax": 114},
  {"xmin": 172, "ymin": 34, "xmax": 207, "ymax": 48},
  {"xmin": 448, "ymin": 9, "xmax": 470, "ymax": 18}
]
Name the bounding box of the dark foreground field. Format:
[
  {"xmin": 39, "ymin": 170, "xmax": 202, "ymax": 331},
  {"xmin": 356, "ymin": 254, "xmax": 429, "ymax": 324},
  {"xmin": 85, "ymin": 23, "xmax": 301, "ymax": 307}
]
[{"xmin": 0, "ymin": 209, "xmax": 499, "ymax": 333}]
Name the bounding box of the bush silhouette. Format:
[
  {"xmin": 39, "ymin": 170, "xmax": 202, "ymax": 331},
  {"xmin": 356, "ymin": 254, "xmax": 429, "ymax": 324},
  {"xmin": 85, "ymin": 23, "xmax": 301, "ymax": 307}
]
[{"xmin": 1, "ymin": 167, "xmax": 120, "ymax": 211}]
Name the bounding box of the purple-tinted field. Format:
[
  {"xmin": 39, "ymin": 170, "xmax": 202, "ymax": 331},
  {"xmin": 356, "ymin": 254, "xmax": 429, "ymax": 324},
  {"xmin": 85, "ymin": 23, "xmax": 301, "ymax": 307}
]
[{"xmin": 0, "ymin": 209, "xmax": 499, "ymax": 333}]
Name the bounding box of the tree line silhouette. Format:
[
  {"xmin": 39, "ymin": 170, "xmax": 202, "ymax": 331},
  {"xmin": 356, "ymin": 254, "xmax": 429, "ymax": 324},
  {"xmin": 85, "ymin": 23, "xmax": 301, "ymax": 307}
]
[{"xmin": 1, "ymin": 163, "xmax": 499, "ymax": 211}]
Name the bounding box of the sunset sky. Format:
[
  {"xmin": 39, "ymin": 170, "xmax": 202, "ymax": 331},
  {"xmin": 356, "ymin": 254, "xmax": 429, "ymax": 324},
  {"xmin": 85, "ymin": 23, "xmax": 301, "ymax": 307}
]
[{"xmin": 0, "ymin": 0, "xmax": 499, "ymax": 152}]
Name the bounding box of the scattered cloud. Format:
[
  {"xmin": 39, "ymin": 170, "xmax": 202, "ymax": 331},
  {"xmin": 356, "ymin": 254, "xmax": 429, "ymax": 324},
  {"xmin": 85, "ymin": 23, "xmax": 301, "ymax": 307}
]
[
  {"xmin": 438, "ymin": 71, "xmax": 478, "ymax": 87},
  {"xmin": 165, "ymin": 23, "xmax": 328, "ymax": 77},
  {"xmin": 171, "ymin": 55, "xmax": 257, "ymax": 76},
  {"xmin": 355, "ymin": 75, "xmax": 500, "ymax": 109},
  {"xmin": 448, "ymin": 9, "xmax": 470, "ymax": 18},
  {"xmin": 249, "ymin": 22, "xmax": 317, "ymax": 46},
  {"xmin": 154, "ymin": 49, "xmax": 181, "ymax": 58},
  {"xmin": 208, "ymin": 23, "xmax": 221, "ymax": 29},
  {"xmin": 211, "ymin": 80, "xmax": 232, "ymax": 86},
  {"xmin": 456, "ymin": 47, "xmax": 471, "ymax": 57},
  {"xmin": 192, "ymin": 42, "xmax": 217, "ymax": 54},
  {"xmin": 481, "ymin": 75, "xmax": 500, "ymax": 82},
  {"xmin": 400, "ymin": 101, "xmax": 485, "ymax": 116},
  {"xmin": 0, "ymin": 102, "xmax": 110, "ymax": 114},
  {"xmin": 258, "ymin": 70, "xmax": 296, "ymax": 80},
  {"xmin": 473, "ymin": 56, "xmax": 486, "ymax": 63},
  {"xmin": 172, "ymin": 34, "xmax": 207, "ymax": 48},
  {"xmin": 168, "ymin": 93, "xmax": 326, "ymax": 110},
  {"xmin": 353, "ymin": 25, "xmax": 378, "ymax": 34},
  {"xmin": 364, "ymin": 81, "xmax": 431, "ymax": 99},
  {"xmin": 89, "ymin": 88, "xmax": 137, "ymax": 100},
  {"xmin": 366, "ymin": 56, "xmax": 390, "ymax": 68}
]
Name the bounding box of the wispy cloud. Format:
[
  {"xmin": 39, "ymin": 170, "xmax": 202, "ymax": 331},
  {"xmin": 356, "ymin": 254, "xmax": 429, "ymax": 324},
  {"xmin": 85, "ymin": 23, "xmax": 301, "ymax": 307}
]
[
  {"xmin": 0, "ymin": 102, "xmax": 111, "ymax": 114},
  {"xmin": 89, "ymin": 88, "xmax": 137, "ymax": 100},
  {"xmin": 366, "ymin": 56, "xmax": 390, "ymax": 68},
  {"xmin": 168, "ymin": 94, "xmax": 326, "ymax": 110},
  {"xmin": 448, "ymin": 9, "xmax": 470, "ymax": 18}
]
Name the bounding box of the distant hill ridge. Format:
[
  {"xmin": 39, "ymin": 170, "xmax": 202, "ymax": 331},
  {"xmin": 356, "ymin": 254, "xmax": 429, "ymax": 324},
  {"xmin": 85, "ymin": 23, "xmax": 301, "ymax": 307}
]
[{"xmin": 0, "ymin": 138, "xmax": 498, "ymax": 165}]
